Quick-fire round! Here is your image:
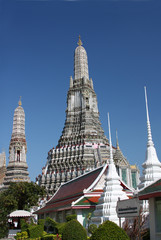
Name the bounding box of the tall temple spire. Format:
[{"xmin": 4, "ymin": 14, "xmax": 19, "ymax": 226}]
[
  {"xmin": 74, "ymin": 36, "xmax": 89, "ymax": 80},
  {"xmin": 3, "ymin": 99, "xmax": 30, "ymax": 189},
  {"xmin": 139, "ymin": 87, "xmax": 161, "ymax": 190},
  {"xmin": 108, "ymin": 113, "xmax": 113, "ymax": 164},
  {"xmin": 116, "ymin": 129, "xmax": 120, "ymax": 150},
  {"xmin": 91, "ymin": 113, "xmax": 127, "ymax": 226},
  {"xmin": 144, "ymin": 87, "xmax": 153, "ymax": 147}
]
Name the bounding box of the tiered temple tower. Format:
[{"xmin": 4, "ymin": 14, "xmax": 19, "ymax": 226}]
[
  {"xmin": 3, "ymin": 98, "xmax": 30, "ymax": 189},
  {"xmin": 37, "ymin": 37, "xmax": 110, "ymax": 194},
  {"xmin": 37, "ymin": 37, "xmax": 140, "ymax": 195}
]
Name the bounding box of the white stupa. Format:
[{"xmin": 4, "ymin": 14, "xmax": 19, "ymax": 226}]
[
  {"xmin": 139, "ymin": 87, "xmax": 161, "ymax": 190},
  {"xmin": 91, "ymin": 113, "xmax": 128, "ymax": 226}
]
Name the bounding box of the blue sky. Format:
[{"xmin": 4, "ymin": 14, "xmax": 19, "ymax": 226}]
[{"xmin": 1, "ymin": 0, "xmax": 161, "ymax": 181}]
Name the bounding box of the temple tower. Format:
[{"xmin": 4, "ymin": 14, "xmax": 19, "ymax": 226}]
[
  {"xmin": 37, "ymin": 37, "xmax": 110, "ymax": 194},
  {"xmin": 37, "ymin": 37, "xmax": 139, "ymax": 195},
  {"xmin": 139, "ymin": 87, "xmax": 161, "ymax": 190},
  {"xmin": 91, "ymin": 114, "xmax": 128, "ymax": 226},
  {"xmin": 3, "ymin": 98, "xmax": 30, "ymax": 189}
]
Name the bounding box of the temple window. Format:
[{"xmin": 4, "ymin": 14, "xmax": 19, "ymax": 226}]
[
  {"xmin": 132, "ymin": 171, "xmax": 137, "ymax": 189},
  {"xmin": 17, "ymin": 150, "xmax": 20, "ymax": 162},
  {"xmin": 116, "ymin": 166, "xmax": 119, "ymax": 176},
  {"xmin": 122, "ymin": 168, "xmax": 127, "ymax": 184}
]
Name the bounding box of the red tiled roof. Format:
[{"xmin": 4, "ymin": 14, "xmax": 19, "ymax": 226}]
[
  {"xmin": 36, "ymin": 196, "xmax": 79, "ymax": 214},
  {"xmin": 48, "ymin": 167, "xmax": 103, "ymax": 204},
  {"xmin": 35, "ymin": 167, "xmax": 103, "ymax": 214}
]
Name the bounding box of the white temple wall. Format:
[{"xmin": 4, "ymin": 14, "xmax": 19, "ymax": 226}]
[{"xmin": 76, "ymin": 209, "xmax": 84, "ymax": 226}]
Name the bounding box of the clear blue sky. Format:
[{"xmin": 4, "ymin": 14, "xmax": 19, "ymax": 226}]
[{"xmin": 1, "ymin": 0, "xmax": 161, "ymax": 181}]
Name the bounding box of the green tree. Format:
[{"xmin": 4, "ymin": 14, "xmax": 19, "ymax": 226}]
[
  {"xmin": 90, "ymin": 220, "xmax": 130, "ymax": 240},
  {"xmin": 62, "ymin": 219, "xmax": 87, "ymax": 240},
  {"xmin": 0, "ymin": 182, "xmax": 46, "ymax": 238}
]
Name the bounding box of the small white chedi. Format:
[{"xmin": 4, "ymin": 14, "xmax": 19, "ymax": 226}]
[{"xmin": 91, "ymin": 113, "xmax": 128, "ymax": 226}]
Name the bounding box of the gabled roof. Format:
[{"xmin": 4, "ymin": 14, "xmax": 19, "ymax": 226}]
[
  {"xmin": 35, "ymin": 166, "xmax": 104, "ymax": 214},
  {"xmin": 49, "ymin": 166, "xmax": 103, "ymax": 203},
  {"xmin": 35, "ymin": 164, "xmax": 134, "ymax": 215},
  {"xmin": 139, "ymin": 178, "xmax": 161, "ymax": 200}
]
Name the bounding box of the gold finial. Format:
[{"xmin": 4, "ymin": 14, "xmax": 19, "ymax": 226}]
[
  {"xmin": 18, "ymin": 96, "xmax": 22, "ymax": 106},
  {"xmin": 77, "ymin": 35, "xmax": 83, "ymax": 46}
]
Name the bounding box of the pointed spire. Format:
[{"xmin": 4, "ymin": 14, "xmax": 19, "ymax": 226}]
[
  {"xmin": 108, "ymin": 113, "xmax": 113, "ymax": 164},
  {"xmin": 139, "ymin": 87, "xmax": 161, "ymax": 190},
  {"xmin": 77, "ymin": 35, "xmax": 83, "ymax": 46},
  {"xmin": 144, "ymin": 86, "xmax": 153, "ymax": 147},
  {"xmin": 74, "ymin": 36, "xmax": 89, "ymax": 80},
  {"xmin": 18, "ymin": 96, "xmax": 22, "ymax": 106},
  {"xmin": 116, "ymin": 129, "xmax": 120, "ymax": 150}
]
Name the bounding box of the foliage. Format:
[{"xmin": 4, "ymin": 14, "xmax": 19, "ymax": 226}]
[
  {"xmin": 27, "ymin": 224, "xmax": 44, "ymax": 238},
  {"xmin": 0, "ymin": 182, "xmax": 46, "ymax": 238},
  {"xmin": 7, "ymin": 182, "xmax": 46, "ymax": 210},
  {"xmin": 45, "ymin": 217, "xmax": 58, "ymax": 234},
  {"xmin": 56, "ymin": 222, "xmax": 66, "ymax": 235},
  {"xmin": 90, "ymin": 220, "xmax": 130, "ymax": 240},
  {"xmin": 20, "ymin": 219, "xmax": 29, "ymax": 232},
  {"xmin": 66, "ymin": 214, "xmax": 77, "ymax": 222},
  {"xmin": 39, "ymin": 219, "xmax": 45, "ymax": 227},
  {"xmin": 123, "ymin": 210, "xmax": 149, "ymax": 240},
  {"xmin": 0, "ymin": 190, "xmax": 17, "ymax": 238},
  {"xmin": 27, "ymin": 217, "xmax": 45, "ymax": 238},
  {"xmin": 62, "ymin": 219, "xmax": 87, "ymax": 240},
  {"xmin": 16, "ymin": 231, "xmax": 28, "ymax": 239},
  {"xmin": 43, "ymin": 231, "xmax": 48, "ymax": 236},
  {"xmin": 86, "ymin": 212, "xmax": 92, "ymax": 229},
  {"xmin": 88, "ymin": 224, "xmax": 97, "ymax": 234},
  {"xmin": 41, "ymin": 234, "xmax": 62, "ymax": 240},
  {"xmin": 142, "ymin": 228, "xmax": 150, "ymax": 240}
]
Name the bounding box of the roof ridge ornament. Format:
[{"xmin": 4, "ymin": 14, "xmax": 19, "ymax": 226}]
[
  {"xmin": 77, "ymin": 35, "xmax": 83, "ymax": 46},
  {"xmin": 18, "ymin": 96, "xmax": 22, "ymax": 106}
]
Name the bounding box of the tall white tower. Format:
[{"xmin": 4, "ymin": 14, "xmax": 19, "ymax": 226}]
[
  {"xmin": 139, "ymin": 87, "xmax": 161, "ymax": 190},
  {"xmin": 3, "ymin": 98, "xmax": 30, "ymax": 189}
]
